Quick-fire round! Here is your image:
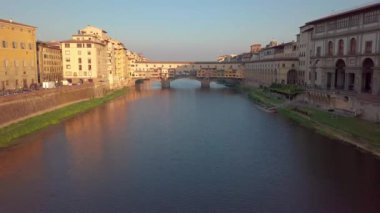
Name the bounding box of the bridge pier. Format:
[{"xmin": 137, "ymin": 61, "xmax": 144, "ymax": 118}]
[
  {"xmin": 161, "ymin": 79, "xmax": 170, "ymax": 89},
  {"xmin": 201, "ymin": 78, "xmax": 210, "ymax": 89}
]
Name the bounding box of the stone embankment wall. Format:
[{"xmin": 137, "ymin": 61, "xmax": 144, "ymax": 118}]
[
  {"xmin": 304, "ymin": 90, "xmax": 380, "ymax": 123},
  {"xmin": 0, "ymin": 85, "xmax": 109, "ymax": 128}
]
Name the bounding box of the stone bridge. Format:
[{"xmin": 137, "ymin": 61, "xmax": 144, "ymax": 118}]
[{"xmin": 132, "ymin": 61, "xmax": 245, "ymax": 88}]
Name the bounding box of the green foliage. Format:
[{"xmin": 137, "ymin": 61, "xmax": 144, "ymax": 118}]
[
  {"xmin": 247, "ymin": 88, "xmax": 284, "ymax": 107},
  {"xmin": 280, "ymin": 107, "xmax": 380, "ymax": 148},
  {"xmin": 242, "ymin": 85, "xmax": 380, "ymax": 149},
  {"xmin": 270, "ymin": 83, "xmax": 303, "ymax": 95},
  {"xmin": 0, "ymin": 88, "xmax": 127, "ymax": 148}
]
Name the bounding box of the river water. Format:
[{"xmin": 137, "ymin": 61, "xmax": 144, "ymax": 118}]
[{"xmin": 0, "ymin": 79, "xmax": 379, "ymax": 213}]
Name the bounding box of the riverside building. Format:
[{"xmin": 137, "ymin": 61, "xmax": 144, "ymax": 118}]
[
  {"xmin": 244, "ymin": 41, "xmax": 300, "ymax": 86},
  {"xmin": 0, "ymin": 19, "xmax": 37, "ymax": 90},
  {"xmin": 36, "ymin": 41, "xmax": 63, "ymax": 84},
  {"xmin": 304, "ymin": 3, "xmax": 380, "ymax": 95},
  {"xmin": 296, "ymin": 2, "xmax": 380, "ymax": 122},
  {"xmin": 61, "ymin": 37, "xmax": 107, "ymax": 85}
]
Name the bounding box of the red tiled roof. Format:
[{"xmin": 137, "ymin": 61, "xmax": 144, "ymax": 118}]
[
  {"xmin": 0, "ymin": 19, "xmax": 36, "ymax": 28},
  {"xmin": 306, "ymin": 2, "xmax": 380, "ymax": 25}
]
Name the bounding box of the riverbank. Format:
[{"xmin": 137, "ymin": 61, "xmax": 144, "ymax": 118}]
[
  {"xmin": 238, "ymin": 86, "xmax": 380, "ymax": 158},
  {"xmin": 0, "ymin": 88, "xmax": 128, "ymax": 148}
]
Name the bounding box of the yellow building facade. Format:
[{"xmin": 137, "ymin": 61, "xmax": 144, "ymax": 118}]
[
  {"xmin": 61, "ymin": 40, "xmax": 108, "ymax": 84},
  {"xmin": 0, "ymin": 19, "xmax": 37, "ymax": 90}
]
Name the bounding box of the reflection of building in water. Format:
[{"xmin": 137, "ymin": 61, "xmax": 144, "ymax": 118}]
[
  {"xmin": 64, "ymin": 107, "xmax": 107, "ymax": 169},
  {"xmin": 63, "ymin": 84, "xmax": 156, "ymax": 170},
  {"xmin": 0, "ymin": 136, "xmax": 44, "ymax": 177}
]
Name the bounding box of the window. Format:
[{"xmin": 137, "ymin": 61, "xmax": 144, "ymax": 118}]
[
  {"xmin": 77, "ymin": 43, "xmax": 82, "ymax": 48},
  {"xmin": 78, "ymin": 58, "xmax": 82, "ymax": 63},
  {"xmin": 87, "ymin": 51, "xmax": 91, "ymax": 55},
  {"xmin": 86, "ymin": 44, "xmax": 92, "ymax": 48},
  {"xmin": 364, "ymin": 10, "xmax": 379, "ymax": 24},
  {"xmin": 88, "ymin": 65, "xmax": 92, "ymax": 70},
  {"xmin": 66, "ymin": 65, "xmax": 71, "ymax": 69},
  {"xmin": 88, "ymin": 59, "xmax": 91, "ymax": 63},
  {"xmin": 12, "ymin": 41, "xmax": 17, "ymax": 49},
  {"xmin": 65, "ymin": 43, "xmax": 70, "ymax": 48},
  {"xmin": 79, "ymin": 65, "xmax": 82, "ymax": 71},
  {"xmin": 365, "ymin": 41, "xmax": 373, "ymax": 54},
  {"xmin": 28, "ymin": 43, "xmax": 32, "ymax": 50},
  {"xmin": 349, "ymin": 15, "xmax": 360, "ymax": 26},
  {"xmin": 338, "ymin": 39, "xmax": 344, "ymax": 55},
  {"xmin": 337, "ymin": 18, "xmax": 349, "ymax": 29},
  {"xmin": 2, "ymin": 41, "xmax": 7, "ymax": 48},
  {"xmin": 350, "ymin": 38, "xmax": 357, "ymax": 54},
  {"xmin": 65, "ymin": 50, "xmax": 70, "ymax": 55},
  {"xmin": 327, "ymin": 41, "xmax": 334, "ymax": 56},
  {"xmin": 65, "ymin": 58, "xmax": 70, "ymax": 62},
  {"xmin": 20, "ymin": 42, "xmax": 25, "ymax": 49},
  {"xmin": 327, "ymin": 21, "xmax": 336, "ymax": 31},
  {"xmin": 317, "ymin": 47, "xmax": 322, "ymax": 57}
]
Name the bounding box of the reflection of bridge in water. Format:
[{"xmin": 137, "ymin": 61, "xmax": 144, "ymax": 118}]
[{"xmin": 132, "ymin": 61, "xmax": 245, "ymax": 88}]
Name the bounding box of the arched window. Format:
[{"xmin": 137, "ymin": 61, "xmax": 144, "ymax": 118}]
[
  {"xmin": 328, "ymin": 41, "xmax": 334, "ymax": 56},
  {"xmin": 350, "ymin": 38, "xmax": 357, "ymax": 54},
  {"xmin": 338, "ymin": 39, "xmax": 344, "ymax": 55}
]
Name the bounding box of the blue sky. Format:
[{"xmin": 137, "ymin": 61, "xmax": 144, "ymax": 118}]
[{"xmin": 1, "ymin": 0, "xmax": 377, "ymax": 60}]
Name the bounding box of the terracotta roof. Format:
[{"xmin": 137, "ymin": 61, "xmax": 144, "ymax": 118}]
[
  {"xmin": 60, "ymin": 40, "xmax": 105, "ymax": 46},
  {"xmin": 37, "ymin": 41, "xmax": 61, "ymax": 50},
  {"xmin": 0, "ymin": 19, "xmax": 36, "ymax": 28},
  {"xmin": 306, "ymin": 2, "xmax": 380, "ymax": 25}
]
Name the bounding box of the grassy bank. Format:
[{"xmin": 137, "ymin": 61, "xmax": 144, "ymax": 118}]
[
  {"xmin": 240, "ymin": 86, "xmax": 380, "ymax": 156},
  {"xmin": 0, "ymin": 88, "xmax": 127, "ymax": 148},
  {"xmin": 244, "ymin": 87, "xmax": 284, "ymax": 108}
]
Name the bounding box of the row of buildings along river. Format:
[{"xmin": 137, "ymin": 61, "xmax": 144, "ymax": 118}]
[{"xmin": 1, "ymin": 2, "xmax": 380, "ymax": 121}]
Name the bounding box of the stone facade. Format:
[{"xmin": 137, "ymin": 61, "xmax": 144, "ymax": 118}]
[
  {"xmin": 304, "ymin": 3, "xmax": 380, "ymax": 96},
  {"xmin": 244, "ymin": 42, "xmax": 301, "ymax": 86},
  {"xmin": 37, "ymin": 41, "xmax": 63, "ymax": 83}
]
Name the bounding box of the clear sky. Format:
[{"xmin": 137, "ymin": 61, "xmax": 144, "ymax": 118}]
[{"xmin": 1, "ymin": 0, "xmax": 377, "ymax": 61}]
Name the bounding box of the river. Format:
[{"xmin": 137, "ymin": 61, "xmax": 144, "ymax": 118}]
[{"xmin": 0, "ymin": 79, "xmax": 379, "ymax": 213}]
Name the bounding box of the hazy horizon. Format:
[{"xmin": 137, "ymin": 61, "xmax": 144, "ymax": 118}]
[{"xmin": 1, "ymin": 0, "xmax": 377, "ymax": 61}]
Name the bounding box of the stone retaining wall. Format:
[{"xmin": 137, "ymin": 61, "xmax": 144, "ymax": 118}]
[{"xmin": 0, "ymin": 85, "xmax": 103, "ymax": 128}]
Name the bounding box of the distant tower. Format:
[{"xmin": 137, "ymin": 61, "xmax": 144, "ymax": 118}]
[
  {"xmin": 267, "ymin": 40, "xmax": 278, "ymax": 48},
  {"xmin": 250, "ymin": 43, "xmax": 262, "ymax": 53}
]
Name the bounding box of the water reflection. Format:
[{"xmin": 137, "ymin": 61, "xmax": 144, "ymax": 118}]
[{"xmin": 0, "ymin": 79, "xmax": 379, "ymax": 212}]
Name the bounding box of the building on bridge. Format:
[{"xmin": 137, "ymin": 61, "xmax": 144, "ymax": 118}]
[{"xmin": 133, "ymin": 61, "xmax": 244, "ymax": 79}]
